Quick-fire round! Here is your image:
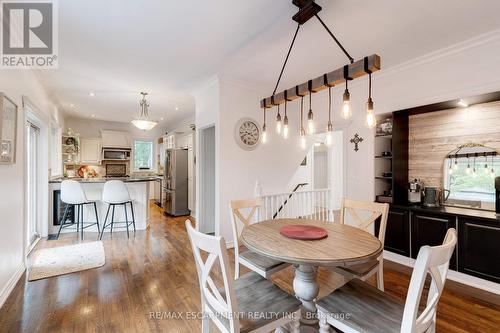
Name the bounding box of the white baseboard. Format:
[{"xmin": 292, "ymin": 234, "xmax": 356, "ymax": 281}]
[
  {"xmin": 0, "ymin": 263, "xmax": 26, "ymax": 308},
  {"xmin": 383, "ymin": 250, "xmax": 500, "ymax": 296}
]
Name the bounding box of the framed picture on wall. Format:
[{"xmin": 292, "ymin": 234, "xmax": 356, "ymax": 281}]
[{"xmin": 0, "ymin": 93, "xmax": 18, "ymax": 164}]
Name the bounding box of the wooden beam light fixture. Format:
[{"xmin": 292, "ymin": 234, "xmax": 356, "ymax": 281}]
[{"xmin": 260, "ymin": 0, "xmax": 382, "ymax": 145}]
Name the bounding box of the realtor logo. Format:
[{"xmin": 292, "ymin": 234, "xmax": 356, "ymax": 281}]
[{"xmin": 1, "ymin": 0, "xmax": 58, "ymax": 68}]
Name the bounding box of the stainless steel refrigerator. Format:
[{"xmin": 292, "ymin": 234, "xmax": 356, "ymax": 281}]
[{"xmin": 163, "ymin": 148, "xmax": 190, "ymax": 216}]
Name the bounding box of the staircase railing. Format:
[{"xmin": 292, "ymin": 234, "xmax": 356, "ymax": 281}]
[
  {"xmin": 272, "ymin": 183, "xmax": 308, "ymax": 219},
  {"xmin": 260, "ymin": 187, "xmax": 333, "ymax": 221}
]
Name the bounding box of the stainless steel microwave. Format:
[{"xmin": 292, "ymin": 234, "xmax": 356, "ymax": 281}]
[{"xmin": 102, "ymin": 148, "xmax": 131, "ymax": 160}]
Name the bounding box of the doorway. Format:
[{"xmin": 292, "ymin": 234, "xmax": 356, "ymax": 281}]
[
  {"xmin": 26, "ymin": 121, "xmax": 41, "ymax": 249},
  {"xmin": 24, "ymin": 97, "xmax": 49, "ymax": 253},
  {"xmin": 198, "ymin": 125, "xmax": 216, "ymax": 234}
]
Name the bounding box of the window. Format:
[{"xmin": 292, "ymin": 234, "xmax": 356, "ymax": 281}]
[
  {"xmin": 444, "ymin": 157, "xmax": 498, "ymax": 210},
  {"xmin": 133, "ymin": 139, "xmax": 154, "ymax": 171}
]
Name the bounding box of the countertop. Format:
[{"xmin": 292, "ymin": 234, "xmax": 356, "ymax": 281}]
[
  {"xmin": 391, "ymin": 203, "xmax": 500, "ymax": 222},
  {"xmin": 49, "ymin": 176, "xmax": 160, "ymax": 183}
]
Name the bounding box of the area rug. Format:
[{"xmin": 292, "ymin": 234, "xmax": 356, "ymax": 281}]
[{"xmin": 28, "ymin": 241, "xmax": 105, "ymax": 281}]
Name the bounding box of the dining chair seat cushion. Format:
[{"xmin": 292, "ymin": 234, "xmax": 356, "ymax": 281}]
[
  {"xmin": 333, "ymin": 259, "xmax": 379, "ymax": 277},
  {"xmin": 317, "ymin": 279, "xmax": 404, "ymax": 333},
  {"xmin": 216, "ymin": 271, "xmax": 301, "ymax": 333},
  {"xmin": 239, "ymin": 250, "xmax": 285, "ymax": 272}
]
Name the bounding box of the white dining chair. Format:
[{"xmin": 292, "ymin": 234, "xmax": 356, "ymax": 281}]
[
  {"xmin": 57, "ymin": 180, "xmax": 100, "ymax": 239},
  {"xmin": 229, "ymin": 198, "xmax": 289, "ymax": 279},
  {"xmin": 100, "ymin": 180, "xmax": 136, "ymax": 239},
  {"xmin": 185, "ymin": 220, "xmax": 301, "ymax": 333},
  {"xmin": 317, "ymin": 228, "xmax": 457, "ymax": 333},
  {"xmin": 331, "ymin": 198, "xmax": 389, "ymax": 291}
]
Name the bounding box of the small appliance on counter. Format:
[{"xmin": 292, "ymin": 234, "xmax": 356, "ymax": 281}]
[
  {"xmin": 422, "ymin": 186, "xmax": 450, "ymax": 207},
  {"xmin": 422, "ymin": 186, "xmax": 440, "ymax": 207},
  {"xmin": 408, "ymin": 179, "xmax": 423, "ymax": 203},
  {"xmin": 495, "ymin": 176, "xmax": 500, "ymax": 214}
]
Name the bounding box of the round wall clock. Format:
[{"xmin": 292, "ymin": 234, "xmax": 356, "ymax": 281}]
[{"xmin": 235, "ymin": 118, "xmax": 260, "ymax": 150}]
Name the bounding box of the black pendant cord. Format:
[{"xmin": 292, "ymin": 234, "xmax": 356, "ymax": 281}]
[
  {"xmin": 328, "ymin": 86, "xmax": 332, "ymax": 123},
  {"xmin": 272, "ymin": 23, "xmax": 301, "ymax": 96},
  {"xmin": 300, "ymin": 96, "xmax": 304, "ymax": 129},
  {"xmin": 364, "ymin": 56, "xmax": 373, "ymax": 99},
  {"xmin": 315, "ymin": 13, "xmax": 354, "ymax": 64}
]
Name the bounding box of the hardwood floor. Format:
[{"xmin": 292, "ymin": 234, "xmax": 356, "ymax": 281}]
[{"xmin": 1, "ymin": 203, "xmax": 499, "ymax": 332}]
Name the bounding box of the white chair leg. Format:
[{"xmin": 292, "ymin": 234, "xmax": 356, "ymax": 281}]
[
  {"xmin": 202, "ymin": 316, "xmax": 209, "ymax": 333},
  {"xmin": 290, "ymin": 318, "xmax": 300, "ymax": 333},
  {"xmin": 376, "ymin": 263, "xmax": 384, "ymax": 291},
  {"xmin": 319, "ymin": 313, "xmax": 331, "ymax": 333}
]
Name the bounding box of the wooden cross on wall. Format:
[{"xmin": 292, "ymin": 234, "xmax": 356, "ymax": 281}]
[{"xmin": 350, "ymin": 133, "xmax": 363, "ymax": 152}]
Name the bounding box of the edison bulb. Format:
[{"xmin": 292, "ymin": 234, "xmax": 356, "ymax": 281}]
[
  {"xmin": 307, "ymin": 119, "xmax": 315, "ymax": 135},
  {"xmin": 466, "ymin": 164, "xmax": 471, "ymax": 174},
  {"xmin": 341, "ymin": 100, "xmax": 352, "ymax": 120},
  {"xmin": 365, "ymin": 110, "xmax": 376, "ymax": 128},
  {"xmin": 276, "ymin": 117, "xmax": 282, "ymax": 134},
  {"xmin": 453, "ymin": 161, "xmax": 458, "ymax": 170},
  {"xmin": 300, "ymin": 135, "xmax": 306, "ymax": 149},
  {"xmin": 261, "ymin": 129, "xmax": 267, "ymax": 144},
  {"xmin": 326, "ymin": 132, "xmax": 332, "ymax": 146},
  {"xmin": 283, "ymin": 124, "xmax": 289, "ymax": 139}
]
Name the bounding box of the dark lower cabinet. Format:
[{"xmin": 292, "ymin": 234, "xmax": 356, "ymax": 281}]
[
  {"xmin": 411, "ymin": 213, "xmax": 457, "ymax": 270},
  {"xmin": 458, "ymin": 218, "xmax": 500, "ymax": 284},
  {"xmin": 378, "ymin": 208, "xmax": 410, "ymax": 257}
]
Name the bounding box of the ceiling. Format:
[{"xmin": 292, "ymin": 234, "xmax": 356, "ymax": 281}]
[{"xmin": 39, "ymin": 0, "xmax": 500, "ymax": 127}]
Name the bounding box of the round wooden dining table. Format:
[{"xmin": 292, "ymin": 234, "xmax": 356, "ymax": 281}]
[{"xmin": 241, "ymin": 218, "xmax": 383, "ymax": 332}]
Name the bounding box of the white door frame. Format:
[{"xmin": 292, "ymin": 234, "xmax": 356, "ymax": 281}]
[
  {"xmin": 196, "ymin": 124, "xmax": 217, "ymax": 234},
  {"xmin": 23, "ymin": 96, "xmax": 49, "ymax": 256}
]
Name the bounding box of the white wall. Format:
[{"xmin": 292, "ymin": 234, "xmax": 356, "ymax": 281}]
[
  {"xmin": 0, "ymin": 71, "xmax": 61, "ymax": 307},
  {"xmin": 193, "ymin": 79, "xmax": 220, "ymax": 232}
]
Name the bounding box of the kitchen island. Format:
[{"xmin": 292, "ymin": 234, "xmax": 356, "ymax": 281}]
[{"xmin": 48, "ymin": 176, "xmax": 159, "ymax": 236}]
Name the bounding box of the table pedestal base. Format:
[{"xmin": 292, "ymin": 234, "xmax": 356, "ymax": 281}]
[{"xmin": 293, "ymin": 264, "xmax": 320, "ymax": 331}]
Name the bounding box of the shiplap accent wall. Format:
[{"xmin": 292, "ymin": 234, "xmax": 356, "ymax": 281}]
[{"xmin": 409, "ymin": 101, "xmax": 500, "ymax": 187}]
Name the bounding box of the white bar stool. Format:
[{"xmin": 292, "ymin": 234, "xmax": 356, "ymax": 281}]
[
  {"xmin": 57, "ymin": 180, "xmax": 100, "ymax": 240},
  {"xmin": 100, "ymin": 180, "xmax": 136, "ymax": 239}
]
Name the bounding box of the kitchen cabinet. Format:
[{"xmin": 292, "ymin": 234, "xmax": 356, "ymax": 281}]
[
  {"xmin": 80, "ymin": 138, "xmax": 101, "ymax": 164},
  {"xmin": 176, "ymin": 133, "xmax": 193, "ymax": 149},
  {"xmin": 458, "ymin": 217, "xmax": 500, "ymax": 283},
  {"xmin": 377, "ymin": 208, "xmax": 410, "ymax": 256},
  {"xmin": 411, "ymin": 212, "xmax": 457, "ymax": 270},
  {"xmin": 101, "ymin": 130, "xmax": 131, "ymax": 148},
  {"xmin": 164, "ymin": 135, "xmax": 176, "ymax": 149}
]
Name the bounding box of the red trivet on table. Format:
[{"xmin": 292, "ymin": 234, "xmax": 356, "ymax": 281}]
[{"xmin": 279, "ymin": 224, "xmax": 328, "ymax": 240}]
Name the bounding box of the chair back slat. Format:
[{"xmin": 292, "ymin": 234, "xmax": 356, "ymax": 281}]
[
  {"xmin": 185, "ymin": 221, "xmax": 240, "ymax": 332},
  {"xmin": 229, "ymin": 198, "xmax": 261, "ymax": 279},
  {"xmin": 401, "ymin": 228, "xmax": 457, "ymax": 333},
  {"xmin": 339, "ymin": 198, "xmax": 390, "ymax": 244}
]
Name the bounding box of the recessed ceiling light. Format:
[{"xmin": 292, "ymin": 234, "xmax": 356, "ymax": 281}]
[
  {"xmin": 457, "ymin": 99, "xmax": 468, "ymax": 107},
  {"xmin": 69, "ymin": 103, "xmax": 75, "ymax": 108},
  {"xmin": 160, "ymin": 117, "xmax": 164, "ymax": 121},
  {"xmin": 91, "ymin": 114, "xmax": 95, "ymax": 118},
  {"xmin": 174, "ymin": 106, "xmax": 179, "ymax": 111},
  {"xmin": 89, "ymin": 92, "xmax": 95, "ymax": 97}
]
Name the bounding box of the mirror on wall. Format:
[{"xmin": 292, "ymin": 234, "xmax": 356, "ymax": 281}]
[{"xmin": 443, "ymin": 143, "xmax": 498, "ymax": 211}]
